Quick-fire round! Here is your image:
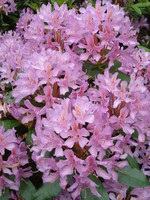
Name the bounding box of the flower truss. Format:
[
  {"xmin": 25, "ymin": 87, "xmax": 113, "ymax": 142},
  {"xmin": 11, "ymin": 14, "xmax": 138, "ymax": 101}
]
[
  {"xmin": 0, "ymin": 0, "xmax": 16, "ymax": 15},
  {"xmin": 0, "ymin": 0, "xmax": 150, "ymax": 199},
  {"xmin": 0, "ymin": 127, "xmax": 32, "ymax": 196}
]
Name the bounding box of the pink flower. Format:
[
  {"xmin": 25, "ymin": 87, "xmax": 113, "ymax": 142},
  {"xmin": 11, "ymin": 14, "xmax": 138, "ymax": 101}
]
[
  {"xmin": 63, "ymin": 121, "xmax": 89, "ymax": 148},
  {"xmin": 79, "ymin": 34, "xmax": 102, "ymax": 62},
  {"xmin": 95, "ymin": 69, "xmax": 121, "ymax": 93},
  {"xmin": 113, "ymin": 81, "xmax": 131, "ymax": 108},
  {"xmin": 35, "ymin": 85, "xmax": 54, "ymax": 108},
  {"xmin": 0, "ymin": 0, "xmax": 16, "ymax": 15},
  {"xmin": 79, "ymin": 3, "xmax": 100, "ymax": 34},
  {"xmin": 42, "ymin": 98, "xmax": 72, "ymax": 134},
  {"xmin": 12, "ymin": 68, "xmax": 43, "ymax": 102},
  {"xmin": 16, "ymin": 8, "xmax": 34, "ymax": 35},
  {"xmin": 72, "ymin": 96, "xmax": 95, "ymax": 125},
  {"xmin": 104, "ymin": 179, "xmax": 128, "ymax": 200},
  {"xmin": 131, "ymin": 187, "xmax": 150, "ymax": 200},
  {"xmin": 133, "ymin": 16, "xmax": 149, "ymax": 33},
  {"xmin": 84, "ymin": 156, "xmax": 110, "ymax": 180},
  {"xmin": 65, "ymin": 17, "xmax": 85, "ymax": 44},
  {"xmin": 0, "ymin": 127, "xmax": 18, "ymax": 155},
  {"xmin": 32, "ymin": 128, "xmax": 64, "ymax": 157},
  {"xmin": 110, "ymin": 107, "xmax": 135, "ymax": 134},
  {"xmin": 35, "ymin": 157, "xmax": 60, "ymax": 184},
  {"xmin": 67, "ymin": 174, "xmax": 101, "ymax": 199},
  {"xmin": 57, "ymin": 150, "xmax": 84, "ymax": 178},
  {"xmin": 0, "ymin": 126, "xmax": 32, "ymax": 194},
  {"xmin": 134, "ymin": 143, "xmax": 150, "ymax": 178},
  {"xmin": 17, "ymin": 100, "xmax": 41, "ymax": 124},
  {"xmin": 88, "ymin": 126, "xmax": 113, "ymax": 157}
]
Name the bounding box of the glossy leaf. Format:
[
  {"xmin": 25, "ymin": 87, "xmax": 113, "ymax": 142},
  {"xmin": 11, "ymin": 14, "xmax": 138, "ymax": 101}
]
[
  {"xmin": 0, "ymin": 119, "xmax": 21, "ymax": 130},
  {"xmin": 117, "ymin": 166, "xmax": 150, "ymax": 188},
  {"xmin": 25, "ymin": 128, "xmax": 36, "ymax": 145},
  {"xmin": 81, "ymin": 188, "xmax": 100, "ymax": 200},
  {"xmin": 2, "ymin": 23, "xmax": 10, "ymax": 27},
  {"xmin": 135, "ymin": 2, "xmax": 150, "ymax": 7},
  {"xmin": 138, "ymin": 45, "xmax": 150, "ymax": 52},
  {"xmin": 25, "ymin": 2, "xmax": 39, "ymax": 11},
  {"xmin": 0, "ymin": 188, "xmax": 9, "ymax": 200},
  {"xmin": 5, "ymin": 90, "xmax": 15, "ymax": 104},
  {"xmin": 83, "ymin": 62, "xmax": 101, "ymax": 79},
  {"xmin": 81, "ymin": 174, "xmax": 109, "ymax": 200},
  {"xmin": 131, "ymin": 5, "xmax": 142, "ymax": 15},
  {"xmin": 90, "ymin": 175, "xmax": 109, "ymax": 200},
  {"xmin": 19, "ymin": 180, "xmax": 36, "ymax": 200},
  {"xmin": 33, "ymin": 179, "xmax": 62, "ymax": 200},
  {"xmin": 110, "ymin": 61, "xmax": 130, "ymax": 83},
  {"xmin": 126, "ymin": 155, "xmax": 140, "ymax": 169}
]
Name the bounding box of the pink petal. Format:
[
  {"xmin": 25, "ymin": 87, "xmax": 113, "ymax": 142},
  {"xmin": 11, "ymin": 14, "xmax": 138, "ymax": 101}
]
[{"xmin": 63, "ymin": 138, "xmax": 75, "ymax": 148}]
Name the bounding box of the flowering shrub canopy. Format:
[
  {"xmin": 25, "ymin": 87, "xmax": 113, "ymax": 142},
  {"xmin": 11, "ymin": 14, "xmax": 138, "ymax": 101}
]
[{"xmin": 0, "ymin": 0, "xmax": 150, "ymax": 199}]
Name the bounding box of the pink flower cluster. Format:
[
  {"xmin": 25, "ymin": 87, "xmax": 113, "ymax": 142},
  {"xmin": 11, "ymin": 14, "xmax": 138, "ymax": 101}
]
[
  {"xmin": 16, "ymin": 8, "xmax": 34, "ymax": 35},
  {"xmin": 0, "ymin": 0, "xmax": 16, "ymax": 15},
  {"xmin": 0, "ymin": 1, "xmax": 150, "ymax": 199},
  {"xmin": 0, "ymin": 126, "xmax": 32, "ymax": 196}
]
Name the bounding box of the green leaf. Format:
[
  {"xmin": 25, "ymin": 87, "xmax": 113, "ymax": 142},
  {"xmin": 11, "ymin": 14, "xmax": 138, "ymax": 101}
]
[
  {"xmin": 83, "ymin": 62, "xmax": 101, "ymax": 79},
  {"xmin": 129, "ymin": 0, "xmax": 134, "ymax": 4},
  {"xmin": 132, "ymin": 129, "xmax": 138, "ymax": 139},
  {"xmin": 81, "ymin": 175, "xmax": 109, "ymax": 200},
  {"xmin": 33, "ymin": 179, "xmax": 62, "ymax": 200},
  {"xmin": 131, "ymin": 5, "xmax": 142, "ymax": 15},
  {"xmin": 134, "ymin": 2, "xmax": 150, "ymax": 7},
  {"xmin": 2, "ymin": 23, "xmax": 10, "ymax": 27},
  {"xmin": 110, "ymin": 61, "xmax": 130, "ymax": 83},
  {"xmin": 90, "ymin": 175, "xmax": 109, "ymax": 200},
  {"xmin": 7, "ymin": 14, "xmax": 18, "ymax": 23},
  {"xmin": 126, "ymin": 155, "xmax": 140, "ymax": 169},
  {"xmin": 30, "ymin": 99, "xmax": 45, "ymax": 107},
  {"xmin": 67, "ymin": 0, "xmax": 75, "ymax": 8},
  {"xmin": 25, "ymin": 2, "xmax": 39, "ymax": 11},
  {"xmin": 81, "ymin": 188, "xmax": 100, "ymax": 200},
  {"xmin": 5, "ymin": 91, "xmax": 15, "ymax": 104},
  {"xmin": 87, "ymin": 0, "xmax": 96, "ymax": 6},
  {"xmin": 126, "ymin": 186, "xmax": 133, "ymax": 197},
  {"xmin": 109, "ymin": 60, "xmax": 121, "ymax": 73},
  {"xmin": 138, "ymin": 0, "xmax": 149, "ymax": 2},
  {"xmin": 117, "ymin": 71, "xmax": 130, "ymax": 83},
  {"xmin": 0, "ymin": 188, "xmax": 9, "ymax": 200},
  {"xmin": 19, "ymin": 180, "xmax": 36, "ymax": 200},
  {"xmin": 25, "ymin": 128, "xmax": 36, "ymax": 145},
  {"xmin": 138, "ymin": 45, "xmax": 150, "ymax": 52},
  {"xmin": 117, "ymin": 166, "xmax": 150, "ymax": 188},
  {"xmin": 0, "ymin": 119, "xmax": 21, "ymax": 130},
  {"xmin": 44, "ymin": 150, "xmax": 55, "ymax": 158},
  {"xmin": 67, "ymin": 175, "xmax": 73, "ymax": 184}
]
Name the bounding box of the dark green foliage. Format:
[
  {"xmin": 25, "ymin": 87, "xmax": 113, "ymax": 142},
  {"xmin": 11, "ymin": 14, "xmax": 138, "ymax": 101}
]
[
  {"xmin": 32, "ymin": 180, "xmax": 62, "ymax": 200},
  {"xmin": 81, "ymin": 175, "xmax": 109, "ymax": 200},
  {"xmin": 19, "ymin": 180, "xmax": 36, "ymax": 200},
  {"xmin": 117, "ymin": 166, "xmax": 150, "ymax": 188}
]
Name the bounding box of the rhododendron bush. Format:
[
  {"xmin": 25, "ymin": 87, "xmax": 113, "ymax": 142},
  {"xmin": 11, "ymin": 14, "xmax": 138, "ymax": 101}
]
[{"xmin": 0, "ymin": 0, "xmax": 150, "ymax": 199}]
